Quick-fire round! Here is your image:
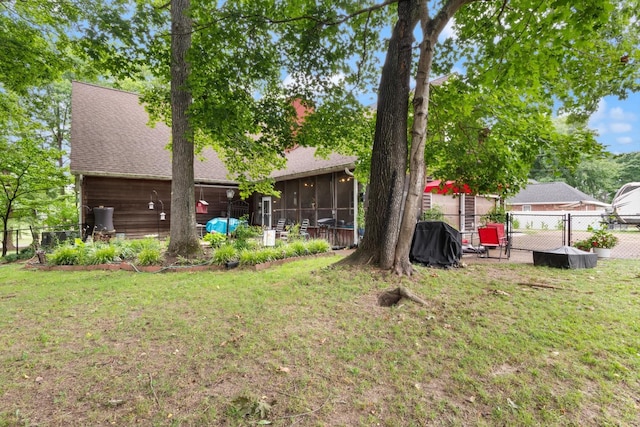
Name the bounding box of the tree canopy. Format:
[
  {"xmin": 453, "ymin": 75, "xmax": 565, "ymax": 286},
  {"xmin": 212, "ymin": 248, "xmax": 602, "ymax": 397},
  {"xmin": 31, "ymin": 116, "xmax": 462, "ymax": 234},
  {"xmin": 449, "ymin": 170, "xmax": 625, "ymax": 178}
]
[{"xmin": 2, "ymin": 0, "xmax": 639, "ymax": 264}]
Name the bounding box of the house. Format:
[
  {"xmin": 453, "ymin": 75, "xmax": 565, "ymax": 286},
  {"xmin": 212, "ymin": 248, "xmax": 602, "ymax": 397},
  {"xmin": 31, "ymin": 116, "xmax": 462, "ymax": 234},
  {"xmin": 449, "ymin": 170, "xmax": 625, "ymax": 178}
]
[
  {"xmin": 70, "ymin": 81, "xmax": 360, "ymax": 245},
  {"xmin": 506, "ymin": 182, "xmax": 610, "ymax": 212},
  {"xmin": 71, "ymin": 81, "xmax": 501, "ymax": 245}
]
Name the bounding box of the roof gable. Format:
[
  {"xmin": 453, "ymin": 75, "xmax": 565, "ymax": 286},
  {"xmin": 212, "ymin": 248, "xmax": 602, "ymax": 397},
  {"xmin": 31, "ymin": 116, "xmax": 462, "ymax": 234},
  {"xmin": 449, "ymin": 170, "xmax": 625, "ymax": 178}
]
[
  {"xmin": 70, "ymin": 82, "xmax": 355, "ymax": 183},
  {"xmin": 507, "ymin": 182, "xmax": 604, "ymax": 205}
]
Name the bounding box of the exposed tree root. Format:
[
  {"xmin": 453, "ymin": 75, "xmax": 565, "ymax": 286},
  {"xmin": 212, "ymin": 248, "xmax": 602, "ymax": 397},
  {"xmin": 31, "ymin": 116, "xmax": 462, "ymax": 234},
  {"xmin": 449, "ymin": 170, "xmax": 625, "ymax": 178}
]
[
  {"xmin": 334, "ymin": 248, "xmax": 377, "ymax": 267},
  {"xmin": 378, "ymin": 286, "xmax": 429, "ymax": 307}
]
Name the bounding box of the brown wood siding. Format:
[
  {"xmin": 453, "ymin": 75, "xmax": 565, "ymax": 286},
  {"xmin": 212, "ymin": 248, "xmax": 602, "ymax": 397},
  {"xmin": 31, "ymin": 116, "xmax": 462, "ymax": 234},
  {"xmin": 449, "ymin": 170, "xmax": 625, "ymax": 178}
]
[
  {"xmin": 81, "ymin": 176, "xmax": 243, "ymax": 239},
  {"xmin": 81, "ymin": 176, "xmax": 172, "ymax": 239}
]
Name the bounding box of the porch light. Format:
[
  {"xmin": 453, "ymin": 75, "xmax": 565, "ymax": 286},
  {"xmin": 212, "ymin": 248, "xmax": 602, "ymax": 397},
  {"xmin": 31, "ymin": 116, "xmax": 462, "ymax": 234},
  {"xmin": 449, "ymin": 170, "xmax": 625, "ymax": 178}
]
[{"xmin": 226, "ymin": 189, "xmax": 235, "ymax": 200}]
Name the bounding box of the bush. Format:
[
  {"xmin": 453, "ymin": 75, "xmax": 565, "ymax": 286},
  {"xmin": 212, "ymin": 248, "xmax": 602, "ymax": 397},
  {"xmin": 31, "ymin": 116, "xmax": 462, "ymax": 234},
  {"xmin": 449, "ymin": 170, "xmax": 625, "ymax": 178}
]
[
  {"xmin": 212, "ymin": 244, "xmax": 238, "ymax": 265},
  {"xmin": 234, "ymin": 222, "xmax": 261, "ymax": 241},
  {"xmin": 238, "ymin": 248, "xmax": 274, "ymax": 265},
  {"xmin": 128, "ymin": 238, "xmax": 162, "ymax": 253},
  {"xmin": 1, "ymin": 253, "xmax": 18, "ymax": 263},
  {"xmin": 86, "ymin": 244, "xmax": 117, "ymax": 264},
  {"xmin": 18, "ymin": 247, "xmax": 35, "ymax": 260},
  {"xmin": 49, "ymin": 244, "xmax": 82, "ymax": 265},
  {"xmin": 306, "ymin": 239, "xmax": 331, "ymax": 254},
  {"xmin": 289, "ymin": 241, "xmax": 308, "ymax": 256},
  {"xmin": 136, "ymin": 247, "xmax": 163, "ymax": 266},
  {"xmin": 573, "ymin": 240, "xmax": 592, "ymax": 252},
  {"xmin": 482, "ymin": 206, "xmax": 507, "ymax": 224},
  {"xmin": 203, "ymin": 232, "xmax": 227, "ymax": 248},
  {"xmin": 421, "ymin": 205, "xmax": 445, "ymax": 221}
]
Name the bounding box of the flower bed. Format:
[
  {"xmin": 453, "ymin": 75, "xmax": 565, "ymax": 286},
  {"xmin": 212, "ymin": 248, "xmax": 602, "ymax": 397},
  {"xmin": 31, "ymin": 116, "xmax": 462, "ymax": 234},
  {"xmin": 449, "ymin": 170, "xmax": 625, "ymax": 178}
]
[{"xmin": 26, "ymin": 237, "xmax": 333, "ymax": 272}]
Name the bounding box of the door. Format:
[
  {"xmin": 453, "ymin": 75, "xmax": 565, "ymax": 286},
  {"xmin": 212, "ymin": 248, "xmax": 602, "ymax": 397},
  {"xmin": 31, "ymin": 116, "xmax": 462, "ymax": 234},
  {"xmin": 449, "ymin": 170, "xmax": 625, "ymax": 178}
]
[{"xmin": 261, "ymin": 197, "xmax": 272, "ymax": 228}]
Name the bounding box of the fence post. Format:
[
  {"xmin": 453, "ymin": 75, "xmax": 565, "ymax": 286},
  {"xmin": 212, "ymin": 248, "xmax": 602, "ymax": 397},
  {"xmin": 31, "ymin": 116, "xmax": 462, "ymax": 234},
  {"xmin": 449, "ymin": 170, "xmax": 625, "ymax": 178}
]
[{"xmin": 566, "ymin": 213, "xmax": 571, "ymax": 246}]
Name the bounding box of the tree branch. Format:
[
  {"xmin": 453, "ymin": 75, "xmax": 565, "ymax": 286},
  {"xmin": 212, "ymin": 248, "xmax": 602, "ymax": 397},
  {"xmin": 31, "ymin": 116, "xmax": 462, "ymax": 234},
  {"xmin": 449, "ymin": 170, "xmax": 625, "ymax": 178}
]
[{"xmin": 193, "ymin": 0, "xmax": 399, "ymax": 33}]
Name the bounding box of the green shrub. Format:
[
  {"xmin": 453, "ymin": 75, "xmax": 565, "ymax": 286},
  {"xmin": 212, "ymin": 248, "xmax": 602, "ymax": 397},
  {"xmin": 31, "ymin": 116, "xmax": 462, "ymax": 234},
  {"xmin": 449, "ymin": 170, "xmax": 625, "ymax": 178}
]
[
  {"xmin": 421, "ymin": 205, "xmax": 445, "ymax": 221},
  {"xmin": 234, "ymin": 222, "xmax": 261, "ymax": 241},
  {"xmin": 212, "ymin": 244, "xmax": 238, "ymax": 265},
  {"xmin": 203, "ymin": 232, "xmax": 227, "ymax": 248},
  {"xmin": 49, "ymin": 244, "xmax": 82, "ymax": 265},
  {"xmin": 87, "ymin": 244, "xmax": 117, "ymax": 265},
  {"xmin": 238, "ymin": 248, "xmax": 275, "ymax": 266},
  {"xmin": 1, "ymin": 253, "xmax": 18, "ymax": 263},
  {"xmin": 482, "ymin": 206, "xmax": 507, "ymax": 224},
  {"xmin": 112, "ymin": 240, "xmax": 137, "ymax": 261},
  {"xmin": 289, "ymin": 241, "xmax": 308, "ymax": 256},
  {"xmin": 306, "ymin": 239, "xmax": 331, "ymax": 254},
  {"xmin": 238, "ymin": 249, "xmax": 257, "ymax": 265},
  {"xmin": 136, "ymin": 247, "xmax": 163, "ymax": 266},
  {"xmin": 233, "ymin": 238, "xmax": 251, "ymax": 251},
  {"xmin": 128, "ymin": 238, "xmax": 162, "ymax": 253},
  {"xmin": 18, "ymin": 247, "xmax": 35, "ymax": 260},
  {"xmin": 282, "ymin": 244, "xmax": 298, "ymax": 258}
]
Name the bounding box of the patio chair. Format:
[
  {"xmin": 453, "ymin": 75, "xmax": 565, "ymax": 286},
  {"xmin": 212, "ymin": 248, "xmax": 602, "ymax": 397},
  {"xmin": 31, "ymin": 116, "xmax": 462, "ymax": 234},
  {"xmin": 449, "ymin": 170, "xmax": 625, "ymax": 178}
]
[
  {"xmin": 477, "ymin": 226, "xmax": 508, "ymax": 260},
  {"xmin": 485, "ymin": 222, "xmax": 510, "ymax": 257},
  {"xmin": 275, "ymin": 218, "xmax": 288, "ymax": 240},
  {"xmin": 299, "ymin": 219, "xmax": 310, "ymax": 240}
]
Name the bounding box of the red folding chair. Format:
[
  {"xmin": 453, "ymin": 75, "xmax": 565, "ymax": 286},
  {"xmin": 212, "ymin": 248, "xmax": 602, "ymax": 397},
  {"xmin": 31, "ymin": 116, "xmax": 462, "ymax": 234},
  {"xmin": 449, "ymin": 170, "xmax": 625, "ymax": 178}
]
[
  {"xmin": 485, "ymin": 222, "xmax": 510, "ymax": 258},
  {"xmin": 478, "ymin": 226, "xmax": 508, "ymax": 260}
]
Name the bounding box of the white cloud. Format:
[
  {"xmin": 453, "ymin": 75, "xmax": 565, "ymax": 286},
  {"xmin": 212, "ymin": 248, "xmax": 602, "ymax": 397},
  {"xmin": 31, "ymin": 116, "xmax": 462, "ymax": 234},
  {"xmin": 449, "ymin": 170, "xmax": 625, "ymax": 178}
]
[
  {"xmin": 610, "ymin": 123, "xmax": 632, "ymax": 133},
  {"xmin": 610, "ymin": 107, "xmax": 636, "ymax": 121},
  {"xmin": 617, "ymin": 136, "xmax": 633, "ymax": 144}
]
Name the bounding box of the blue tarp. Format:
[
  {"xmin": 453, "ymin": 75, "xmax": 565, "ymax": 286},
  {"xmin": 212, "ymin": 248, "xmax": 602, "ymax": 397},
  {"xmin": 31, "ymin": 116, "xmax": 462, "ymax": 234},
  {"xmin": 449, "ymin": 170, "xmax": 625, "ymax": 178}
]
[{"xmin": 206, "ymin": 217, "xmax": 240, "ymax": 234}]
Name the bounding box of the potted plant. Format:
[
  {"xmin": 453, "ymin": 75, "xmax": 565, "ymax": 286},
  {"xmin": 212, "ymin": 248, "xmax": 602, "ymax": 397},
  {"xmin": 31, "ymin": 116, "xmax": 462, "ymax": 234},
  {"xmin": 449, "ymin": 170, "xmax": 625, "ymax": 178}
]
[
  {"xmin": 586, "ymin": 224, "xmax": 618, "ymax": 258},
  {"xmin": 572, "ymin": 239, "xmax": 592, "ymax": 252}
]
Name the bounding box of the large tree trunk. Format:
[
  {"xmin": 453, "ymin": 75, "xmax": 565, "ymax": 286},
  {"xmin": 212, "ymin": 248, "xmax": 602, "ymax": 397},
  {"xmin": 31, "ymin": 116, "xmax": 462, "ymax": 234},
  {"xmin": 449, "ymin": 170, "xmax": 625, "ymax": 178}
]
[
  {"xmin": 167, "ymin": 0, "xmax": 201, "ymax": 258},
  {"xmin": 345, "ymin": 0, "xmax": 419, "ymax": 269},
  {"xmin": 393, "ymin": 0, "xmax": 472, "ymax": 275}
]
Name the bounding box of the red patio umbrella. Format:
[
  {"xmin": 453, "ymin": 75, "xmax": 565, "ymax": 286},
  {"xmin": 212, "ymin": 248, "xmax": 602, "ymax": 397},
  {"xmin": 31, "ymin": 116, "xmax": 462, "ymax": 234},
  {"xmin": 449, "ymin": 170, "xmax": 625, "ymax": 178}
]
[{"xmin": 424, "ymin": 180, "xmax": 473, "ymax": 195}]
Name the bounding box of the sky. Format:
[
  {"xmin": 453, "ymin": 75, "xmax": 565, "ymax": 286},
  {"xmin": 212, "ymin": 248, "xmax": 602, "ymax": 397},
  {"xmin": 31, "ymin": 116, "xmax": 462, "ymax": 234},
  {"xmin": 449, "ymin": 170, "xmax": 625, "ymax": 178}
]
[{"xmin": 589, "ymin": 93, "xmax": 639, "ymax": 155}]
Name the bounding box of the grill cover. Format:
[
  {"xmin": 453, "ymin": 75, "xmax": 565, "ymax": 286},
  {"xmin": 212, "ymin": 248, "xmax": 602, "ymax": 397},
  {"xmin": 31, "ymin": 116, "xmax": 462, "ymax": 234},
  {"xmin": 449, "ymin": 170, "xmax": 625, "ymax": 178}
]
[
  {"xmin": 533, "ymin": 246, "xmax": 597, "ymax": 269},
  {"xmin": 410, "ymin": 221, "xmax": 462, "ymax": 268}
]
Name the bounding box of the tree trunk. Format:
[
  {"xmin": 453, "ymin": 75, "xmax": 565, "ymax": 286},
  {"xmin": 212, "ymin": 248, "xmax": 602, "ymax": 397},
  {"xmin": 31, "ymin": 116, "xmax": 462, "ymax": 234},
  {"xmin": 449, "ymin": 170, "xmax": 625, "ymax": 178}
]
[
  {"xmin": 346, "ymin": 0, "xmax": 419, "ymax": 269},
  {"xmin": 167, "ymin": 0, "xmax": 201, "ymax": 258},
  {"xmin": 393, "ymin": 0, "xmax": 471, "ymax": 275}
]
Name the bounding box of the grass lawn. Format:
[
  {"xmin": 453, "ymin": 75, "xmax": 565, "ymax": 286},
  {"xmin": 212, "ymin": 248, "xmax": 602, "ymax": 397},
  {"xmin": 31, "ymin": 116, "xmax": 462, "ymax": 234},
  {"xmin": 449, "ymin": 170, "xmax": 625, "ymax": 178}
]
[{"xmin": 1, "ymin": 255, "xmax": 639, "ymax": 426}]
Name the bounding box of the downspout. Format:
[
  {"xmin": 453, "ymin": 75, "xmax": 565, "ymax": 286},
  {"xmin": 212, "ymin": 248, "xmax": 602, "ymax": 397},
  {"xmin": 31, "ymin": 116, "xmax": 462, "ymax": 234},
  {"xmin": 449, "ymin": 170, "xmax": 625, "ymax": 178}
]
[
  {"xmin": 345, "ymin": 168, "xmax": 358, "ymax": 246},
  {"xmin": 77, "ymin": 174, "xmax": 83, "ymax": 230}
]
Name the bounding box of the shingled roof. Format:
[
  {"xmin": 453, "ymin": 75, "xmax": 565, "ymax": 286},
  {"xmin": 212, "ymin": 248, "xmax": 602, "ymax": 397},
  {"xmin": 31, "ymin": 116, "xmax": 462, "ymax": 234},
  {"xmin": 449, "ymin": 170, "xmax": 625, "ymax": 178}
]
[
  {"xmin": 507, "ymin": 182, "xmax": 609, "ymax": 207},
  {"xmin": 70, "ymin": 81, "xmax": 356, "ymax": 183}
]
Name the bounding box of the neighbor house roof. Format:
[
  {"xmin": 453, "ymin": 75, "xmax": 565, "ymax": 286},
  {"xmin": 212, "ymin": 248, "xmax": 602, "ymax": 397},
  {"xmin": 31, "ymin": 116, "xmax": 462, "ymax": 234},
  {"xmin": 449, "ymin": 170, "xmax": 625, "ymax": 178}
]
[
  {"xmin": 507, "ymin": 182, "xmax": 609, "ymax": 208},
  {"xmin": 70, "ymin": 81, "xmax": 355, "ymax": 183}
]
